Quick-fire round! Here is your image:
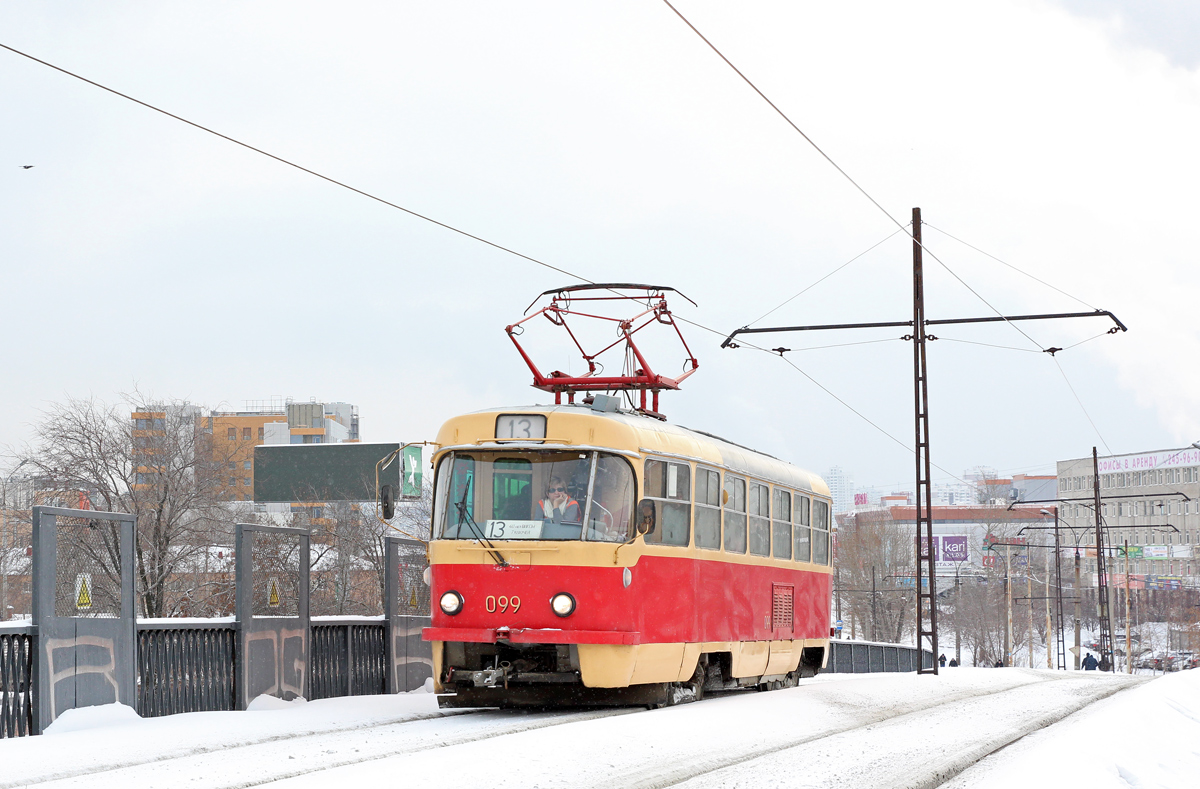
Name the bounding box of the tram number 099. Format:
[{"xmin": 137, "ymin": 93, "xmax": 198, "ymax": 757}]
[{"xmin": 485, "ymin": 595, "xmax": 521, "ymax": 613}]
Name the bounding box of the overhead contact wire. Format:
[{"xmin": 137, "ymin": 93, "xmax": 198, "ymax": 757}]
[
  {"xmin": 747, "ymin": 226, "xmax": 909, "ymax": 328},
  {"xmin": 660, "ymin": 2, "xmax": 1049, "ymax": 351},
  {"xmin": 925, "ymin": 223, "xmax": 1098, "ymax": 311},
  {"xmin": 0, "ymin": 42, "xmax": 593, "ymax": 286},
  {"xmin": 1051, "ymin": 357, "xmax": 1113, "ymax": 455},
  {"xmin": 662, "ymin": 3, "xmax": 1122, "ymax": 452}
]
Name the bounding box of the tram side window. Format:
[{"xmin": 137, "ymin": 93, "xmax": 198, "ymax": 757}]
[
  {"xmin": 748, "ymin": 482, "xmax": 771, "ymax": 557},
  {"xmin": 723, "ymin": 475, "xmax": 747, "ymax": 554},
  {"xmin": 813, "ymin": 499, "xmax": 831, "ymax": 564},
  {"xmin": 794, "ymin": 494, "xmax": 811, "ymax": 562},
  {"xmin": 772, "ymin": 488, "xmax": 792, "ymax": 560},
  {"xmin": 588, "ymin": 453, "xmax": 636, "ymax": 543},
  {"xmin": 644, "ymin": 459, "xmax": 691, "ymax": 546},
  {"xmin": 694, "ymin": 467, "xmax": 722, "ymax": 550}
]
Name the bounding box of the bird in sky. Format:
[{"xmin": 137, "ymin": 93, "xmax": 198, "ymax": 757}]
[{"xmin": 20, "ymin": 165, "xmax": 34, "ymax": 169}]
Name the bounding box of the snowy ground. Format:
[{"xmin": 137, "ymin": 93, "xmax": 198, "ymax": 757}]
[{"xmin": 3, "ymin": 668, "xmax": 1196, "ymax": 788}]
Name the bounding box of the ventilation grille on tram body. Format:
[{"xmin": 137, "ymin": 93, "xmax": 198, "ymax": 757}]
[{"xmin": 771, "ymin": 584, "xmax": 794, "ymax": 631}]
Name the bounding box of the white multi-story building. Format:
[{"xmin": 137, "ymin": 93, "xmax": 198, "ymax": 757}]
[
  {"xmin": 825, "ymin": 466, "xmax": 855, "ymax": 514},
  {"xmin": 1058, "ymin": 447, "xmax": 1200, "ymax": 584}
]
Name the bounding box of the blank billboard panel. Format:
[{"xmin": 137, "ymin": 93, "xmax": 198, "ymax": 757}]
[{"xmin": 254, "ymin": 442, "xmax": 400, "ymax": 502}]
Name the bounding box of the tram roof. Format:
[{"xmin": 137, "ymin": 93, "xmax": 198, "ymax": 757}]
[{"xmin": 435, "ymin": 403, "xmax": 829, "ymax": 497}]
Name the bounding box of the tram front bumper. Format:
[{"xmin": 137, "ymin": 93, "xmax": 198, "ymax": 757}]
[{"xmin": 423, "ymin": 626, "xmax": 641, "ymax": 645}]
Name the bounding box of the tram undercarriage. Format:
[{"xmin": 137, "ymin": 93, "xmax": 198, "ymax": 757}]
[{"xmin": 436, "ymin": 641, "xmax": 826, "ymax": 709}]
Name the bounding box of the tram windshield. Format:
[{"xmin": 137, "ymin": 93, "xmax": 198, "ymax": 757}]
[{"xmin": 434, "ymin": 450, "xmax": 636, "ymax": 542}]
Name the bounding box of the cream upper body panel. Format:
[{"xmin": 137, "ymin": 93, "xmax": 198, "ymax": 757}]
[{"xmin": 433, "ymin": 403, "xmax": 830, "ymax": 498}]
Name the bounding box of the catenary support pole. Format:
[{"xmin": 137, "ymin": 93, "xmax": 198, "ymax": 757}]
[
  {"xmin": 911, "ymin": 207, "xmax": 938, "ymax": 675},
  {"xmin": 1093, "ymin": 448, "xmax": 1115, "ymax": 672}
]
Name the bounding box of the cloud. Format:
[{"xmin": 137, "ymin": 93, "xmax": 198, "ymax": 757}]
[{"xmin": 1052, "ymin": 0, "xmax": 1200, "ymax": 69}]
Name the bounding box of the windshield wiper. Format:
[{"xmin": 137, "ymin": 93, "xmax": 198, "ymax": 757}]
[{"xmin": 454, "ymin": 477, "xmax": 508, "ymax": 567}]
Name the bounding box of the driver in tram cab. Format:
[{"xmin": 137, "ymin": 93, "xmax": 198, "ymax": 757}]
[{"xmin": 539, "ymin": 476, "xmax": 582, "ymax": 524}]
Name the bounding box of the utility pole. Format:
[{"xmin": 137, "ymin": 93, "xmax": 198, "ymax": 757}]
[
  {"xmin": 1027, "ymin": 567, "xmax": 1034, "ymax": 668},
  {"xmin": 1125, "ymin": 538, "xmax": 1132, "ymax": 674},
  {"xmin": 1045, "ymin": 543, "xmax": 1053, "ymax": 669},
  {"xmin": 1093, "ymin": 448, "xmax": 1115, "ymax": 672},
  {"xmin": 954, "ymin": 566, "xmax": 962, "ymax": 667},
  {"xmin": 872, "ymin": 565, "xmax": 878, "ymax": 642},
  {"xmin": 1075, "ymin": 544, "xmax": 1082, "ymax": 670},
  {"xmin": 719, "ymin": 208, "xmax": 1127, "ymax": 677},
  {"xmin": 1004, "ymin": 546, "xmax": 1013, "ymax": 666}
]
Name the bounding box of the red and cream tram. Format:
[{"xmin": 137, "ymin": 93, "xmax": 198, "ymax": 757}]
[{"xmin": 423, "ymin": 400, "xmax": 834, "ymax": 707}]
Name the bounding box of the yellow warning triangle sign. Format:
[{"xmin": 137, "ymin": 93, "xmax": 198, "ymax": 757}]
[
  {"xmin": 409, "ymin": 586, "xmax": 418, "ymax": 607},
  {"xmin": 76, "ymin": 575, "xmax": 92, "ymax": 609},
  {"xmin": 268, "ymin": 577, "xmax": 281, "ymax": 608}
]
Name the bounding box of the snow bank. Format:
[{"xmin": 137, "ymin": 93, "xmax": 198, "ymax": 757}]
[
  {"xmin": 43, "ymin": 703, "xmax": 141, "ymax": 735},
  {"xmin": 946, "ymin": 668, "xmax": 1200, "ymax": 788},
  {"xmin": 0, "ymin": 692, "xmax": 445, "ymax": 788},
  {"xmin": 246, "ymin": 694, "xmax": 307, "ymax": 711}
]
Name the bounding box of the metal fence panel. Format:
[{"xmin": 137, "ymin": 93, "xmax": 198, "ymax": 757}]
[
  {"xmin": 309, "ymin": 624, "xmax": 347, "ymax": 701},
  {"xmin": 137, "ymin": 625, "xmax": 236, "ymax": 717},
  {"xmin": 32, "ymin": 507, "xmax": 137, "ymax": 734},
  {"xmin": 350, "ymin": 625, "xmax": 386, "ymax": 696},
  {"xmin": 852, "ymin": 642, "xmax": 869, "ymax": 673},
  {"xmin": 235, "ymin": 524, "xmax": 310, "ymax": 709},
  {"xmin": 385, "ymin": 538, "xmax": 432, "ymax": 692},
  {"xmin": 0, "ymin": 628, "xmax": 33, "ymax": 738}
]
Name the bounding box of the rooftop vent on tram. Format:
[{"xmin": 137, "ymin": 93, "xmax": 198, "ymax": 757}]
[{"xmin": 589, "ymin": 394, "xmax": 622, "ymax": 413}]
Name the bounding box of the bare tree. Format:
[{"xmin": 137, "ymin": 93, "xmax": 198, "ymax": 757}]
[
  {"xmin": 20, "ymin": 395, "xmax": 239, "ymax": 617},
  {"xmin": 836, "ymin": 509, "xmax": 916, "ymax": 643}
]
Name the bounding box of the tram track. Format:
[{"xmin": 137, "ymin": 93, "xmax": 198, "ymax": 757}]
[
  {"xmin": 258, "ymin": 670, "xmax": 1144, "ymax": 789},
  {"xmin": 10, "ymin": 671, "xmax": 1146, "ymax": 789},
  {"xmin": 638, "ymin": 672, "xmax": 1145, "ymax": 789},
  {"xmin": 11, "ymin": 706, "xmax": 636, "ymax": 789}
]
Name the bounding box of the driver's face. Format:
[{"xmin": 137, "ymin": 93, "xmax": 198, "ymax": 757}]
[{"xmin": 548, "ymin": 484, "xmax": 567, "ymax": 505}]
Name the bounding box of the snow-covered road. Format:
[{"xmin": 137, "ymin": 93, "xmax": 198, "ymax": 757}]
[{"xmin": 3, "ymin": 669, "xmax": 1176, "ymax": 788}]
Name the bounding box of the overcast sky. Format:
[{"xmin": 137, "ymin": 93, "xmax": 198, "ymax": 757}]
[{"xmin": 3, "ymin": 1, "xmax": 1199, "ymax": 493}]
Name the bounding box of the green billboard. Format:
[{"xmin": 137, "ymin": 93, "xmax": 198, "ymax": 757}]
[{"xmin": 253, "ymin": 442, "xmax": 400, "ymax": 503}]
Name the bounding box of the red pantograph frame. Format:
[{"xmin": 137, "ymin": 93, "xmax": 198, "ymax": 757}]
[{"xmin": 505, "ymin": 284, "xmax": 699, "ymax": 417}]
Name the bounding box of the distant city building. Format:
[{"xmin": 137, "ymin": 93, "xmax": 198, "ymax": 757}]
[
  {"xmin": 1058, "ymin": 446, "xmax": 1200, "ymax": 583},
  {"xmin": 826, "ymin": 466, "xmax": 855, "ymax": 514},
  {"xmin": 200, "ymin": 399, "xmax": 360, "ymax": 502},
  {"xmin": 851, "ymin": 470, "xmax": 1056, "ymax": 511}
]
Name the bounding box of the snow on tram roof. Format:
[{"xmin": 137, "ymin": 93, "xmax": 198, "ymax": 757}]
[{"xmin": 448, "ymin": 403, "xmax": 829, "ymax": 497}]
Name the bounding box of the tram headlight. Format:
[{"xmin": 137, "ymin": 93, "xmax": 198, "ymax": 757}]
[
  {"xmin": 550, "ymin": 593, "xmax": 576, "ymax": 618},
  {"xmin": 440, "ymin": 590, "xmax": 464, "ymax": 616}
]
